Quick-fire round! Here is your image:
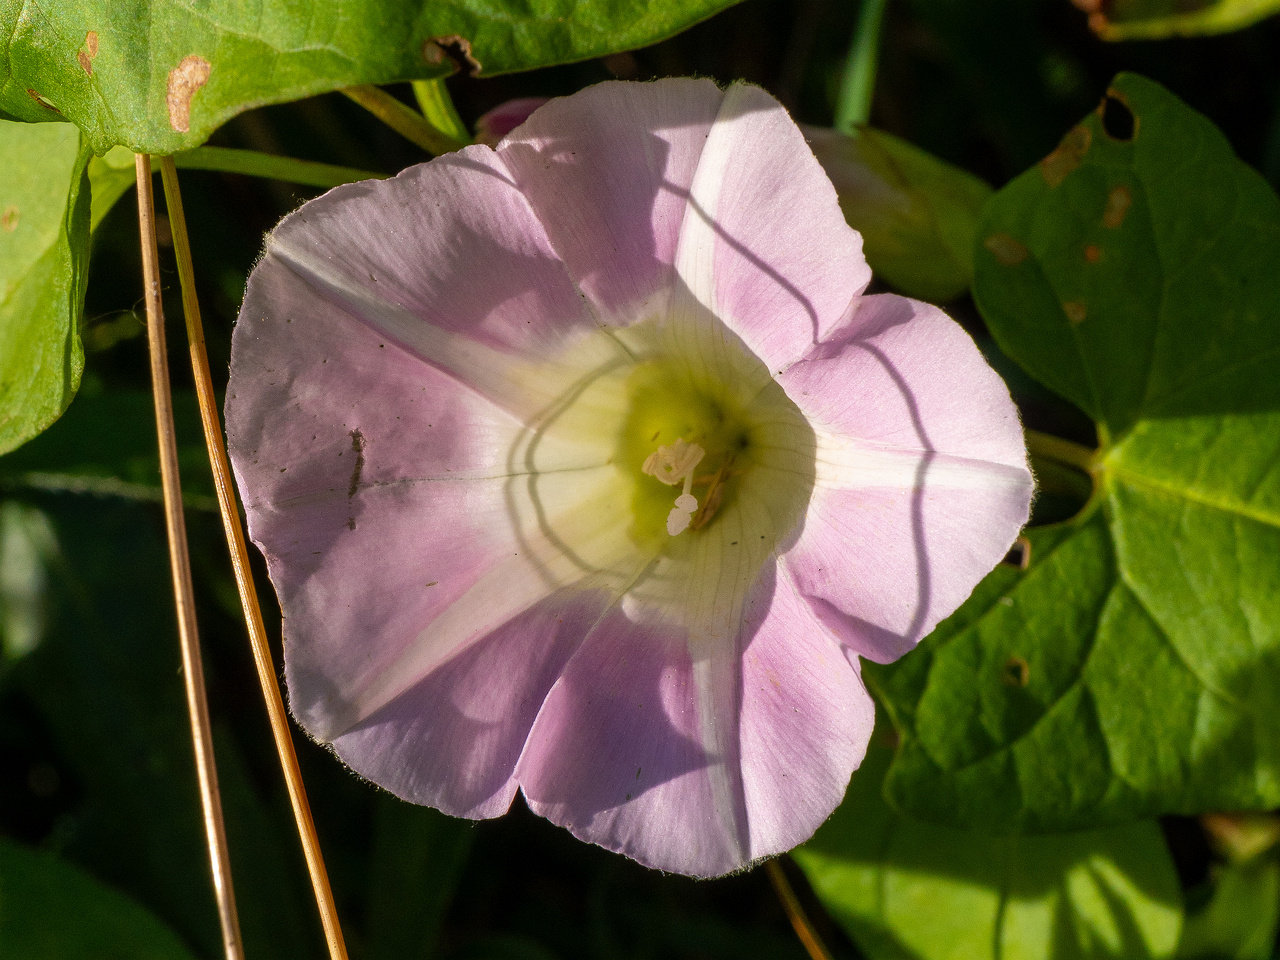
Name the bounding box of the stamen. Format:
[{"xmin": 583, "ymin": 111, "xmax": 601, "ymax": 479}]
[
  {"xmin": 642, "ymin": 439, "xmax": 706, "ymax": 537},
  {"xmin": 641, "ymin": 438, "xmax": 705, "ymax": 486},
  {"xmin": 666, "ymin": 494, "xmax": 699, "ymax": 536}
]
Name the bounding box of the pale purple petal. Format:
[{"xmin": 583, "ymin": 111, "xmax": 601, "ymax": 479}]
[
  {"xmin": 776, "ymin": 293, "xmax": 1033, "ymax": 662},
  {"xmin": 228, "ymin": 259, "xmax": 531, "ymax": 732},
  {"xmin": 500, "ymin": 81, "xmax": 870, "ymax": 374},
  {"xmin": 257, "ymin": 145, "xmax": 624, "ymax": 418},
  {"xmin": 498, "ymin": 78, "xmax": 724, "ymax": 321},
  {"xmin": 517, "ymin": 561, "xmax": 875, "ymax": 877},
  {"xmin": 738, "ymin": 563, "xmax": 875, "ymax": 856},
  {"xmin": 228, "ymin": 228, "xmax": 625, "ymax": 746},
  {"xmin": 332, "ymin": 590, "xmax": 610, "ymax": 818},
  {"xmin": 670, "ymin": 83, "xmax": 871, "ymax": 373},
  {"xmin": 516, "ymin": 594, "xmax": 751, "ymax": 878}
]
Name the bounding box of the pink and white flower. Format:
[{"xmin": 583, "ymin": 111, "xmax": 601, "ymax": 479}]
[{"xmin": 225, "ymin": 79, "xmax": 1033, "ymax": 878}]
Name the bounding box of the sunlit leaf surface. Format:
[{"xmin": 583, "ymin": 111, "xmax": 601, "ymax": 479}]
[
  {"xmin": 795, "ymin": 734, "xmax": 1182, "ymax": 960},
  {"xmin": 0, "ymin": 119, "xmax": 89, "ymax": 455},
  {"xmin": 0, "ymin": 0, "xmax": 744, "ymax": 154},
  {"xmin": 871, "ymin": 73, "xmax": 1280, "ymax": 830}
]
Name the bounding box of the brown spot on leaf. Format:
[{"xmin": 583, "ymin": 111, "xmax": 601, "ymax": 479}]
[
  {"xmin": 984, "ymin": 233, "xmax": 1029, "ymax": 266},
  {"xmin": 1103, "ymin": 185, "xmax": 1131, "ymax": 228},
  {"xmin": 166, "ymin": 55, "xmax": 211, "ymax": 132},
  {"xmin": 1084, "ymin": 244, "xmax": 1101, "ymax": 263},
  {"xmin": 25, "ymin": 89, "xmax": 60, "ymax": 112},
  {"xmin": 77, "ymin": 31, "xmax": 98, "ymax": 75},
  {"xmin": 425, "ymin": 34, "xmax": 481, "ymax": 75},
  {"xmin": 1, "ymin": 207, "xmax": 17, "ymax": 232},
  {"xmin": 1063, "ymin": 301, "xmax": 1087, "ymax": 325},
  {"xmin": 1003, "ymin": 657, "xmax": 1031, "ymax": 687},
  {"xmin": 1041, "ymin": 125, "xmax": 1091, "ymax": 188}
]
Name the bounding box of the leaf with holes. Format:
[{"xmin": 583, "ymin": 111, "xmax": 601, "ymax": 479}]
[
  {"xmin": 0, "ymin": 118, "xmax": 90, "ymax": 456},
  {"xmin": 0, "ymin": 0, "xmax": 745, "ymax": 154},
  {"xmin": 869, "ymin": 72, "xmax": 1280, "ymax": 832},
  {"xmin": 794, "ymin": 734, "xmax": 1182, "ymax": 960}
]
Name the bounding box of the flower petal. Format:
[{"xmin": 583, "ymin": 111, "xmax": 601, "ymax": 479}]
[
  {"xmin": 498, "ymin": 78, "xmax": 725, "ymax": 322},
  {"xmin": 776, "ymin": 293, "xmax": 1034, "ymax": 662},
  {"xmin": 672, "ymin": 83, "xmax": 871, "ymax": 373},
  {"xmin": 227, "ymin": 246, "xmax": 631, "ymax": 744},
  {"xmin": 738, "ymin": 563, "xmax": 876, "ymax": 857},
  {"xmin": 257, "ymin": 145, "xmax": 626, "ymax": 419},
  {"xmin": 331, "ymin": 590, "xmax": 611, "ymax": 819},
  {"xmin": 516, "ymin": 595, "xmax": 752, "ymax": 877},
  {"xmin": 517, "ymin": 560, "xmax": 876, "ymax": 876},
  {"xmin": 499, "ymin": 80, "xmax": 869, "ymax": 375}
]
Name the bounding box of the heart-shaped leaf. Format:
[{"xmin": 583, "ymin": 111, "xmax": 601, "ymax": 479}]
[{"xmin": 871, "ymin": 73, "xmax": 1280, "ymax": 831}]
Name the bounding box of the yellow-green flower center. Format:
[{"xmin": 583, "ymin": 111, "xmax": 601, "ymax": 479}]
[{"xmin": 614, "ymin": 349, "xmax": 815, "ymax": 558}]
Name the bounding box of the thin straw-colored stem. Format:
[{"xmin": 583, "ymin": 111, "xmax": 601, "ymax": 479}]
[
  {"xmin": 342, "ymin": 84, "xmax": 469, "ymax": 156},
  {"xmin": 135, "ymin": 153, "xmax": 245, "ymax": 960},
  {"xmin": 833, "ymin": 0, "xmax": 889, "ymax": 132},
  {"xmin": 766, "ymin": 859, "xmax": 835, "ymax": 960},
  {"xmin": 158, "ymin": 157, "xmax": 350, "ymax": 960}
]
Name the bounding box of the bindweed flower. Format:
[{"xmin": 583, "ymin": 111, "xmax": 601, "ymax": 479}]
[{"xmin": 226, "ymin": 79, "xmax": 1033, "ymax": 878}]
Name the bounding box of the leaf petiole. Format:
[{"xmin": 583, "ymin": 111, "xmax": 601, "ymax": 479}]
[
  {"xmin": 342, "ymin": 84, "xmax": 470, "ymax": 156},
  {"xmin": 833, "ymin": 0, "xmax": 890, "ymax": 132},
  {"xmin": 173, "ymin": 146, "xmax": 385, "ymax": 187}
]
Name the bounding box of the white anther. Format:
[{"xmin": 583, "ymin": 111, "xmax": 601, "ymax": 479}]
[
  {"xmin": 643, "ymin": 439, "xmax": 705, "ymax": 536},
  {"xmin": 641, "ymin": 438, "xmax": 705, "ymax": 486},
  {"xmin": 666, "ymin": 499, "xmax": 696, "ymax": 535}
]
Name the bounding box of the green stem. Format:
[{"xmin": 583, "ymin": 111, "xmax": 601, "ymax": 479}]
[
  {"xmin": 1024, "ymin": 428, "xmax": 1098, "ymax": 474},
  {"xmin": 172, "ymin": 146, "xmax": 384, "ymax": 187},
  {"xmin": 412, "ymin": 79, "xmax": 472, "ymax": 148},
  {"xmin": 342, "ymin": 85, "xmax": 469, "ymax": 156},
  {"xmin": 834, "ymin": 0, "xmax": 889, "ymax": 132}
]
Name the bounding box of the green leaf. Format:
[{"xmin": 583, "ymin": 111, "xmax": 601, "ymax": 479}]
[
  {"xmin": 1178, "ymin": 857, "xmax": 1280, "ymax": 960},
  {"xmin": 1088, "ymin": 0, "xmax": 1280, "ymax": 41},
  {"xmin": 806, "ymin": 125, "xmax": 991, "ymax": 303},
  {"xmin": 10, "ymin": 493, "xmax": 313, "ymax": 958},
  {"xmin": 366, "ymin": 795, "xmax": 474, "ymax": 960},
  {"xmin": 0, "ymin": 0, "xmax": 744, "ymax": 154},
  {"xmin": 873, "ymin": 73, "xmax": 1280, "ymax": 831},
  {"xmin": 0, "ymin": 836, "xmax": 199, "ymax": 959},
  {"xmin": 0, "ymin": 389, "xmax": 216, "ymax": 509},
  {"xmin": 794, "ymin": 736, "xmax": 1183, "ymax": 960},
  {"xmin": 87, "ymin": 145, "xmax": 136, "ymax": 231},
  {"xmin": 0, "ymin": 118, "xmax": 89, "ymax": 455}
]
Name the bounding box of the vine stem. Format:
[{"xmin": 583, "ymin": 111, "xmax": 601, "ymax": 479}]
[
  {"xmin": 158, "ymin": 157, "xmax": 351, "ymax": 960},
  {"xmin": 766, "ymin": 859, "xmax": 835, "ymax": 960},
  {"xmin": 1024, "ymin": 428, "xmax": 1098, "ymax": 475},
  {"xmin": 135, "ymin": 153, "xmax": 245, "ymax": 960},
  {"xmin": 174, "ymin": 146, "xmax": 384, "ymax": 187},
  {"xmin": 833, "ymin": 0, "xmax": 889, "ymax": 132},
  {"xmin": 342, "ymin": 84, "xmax": 469, "ymax": 156}
]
